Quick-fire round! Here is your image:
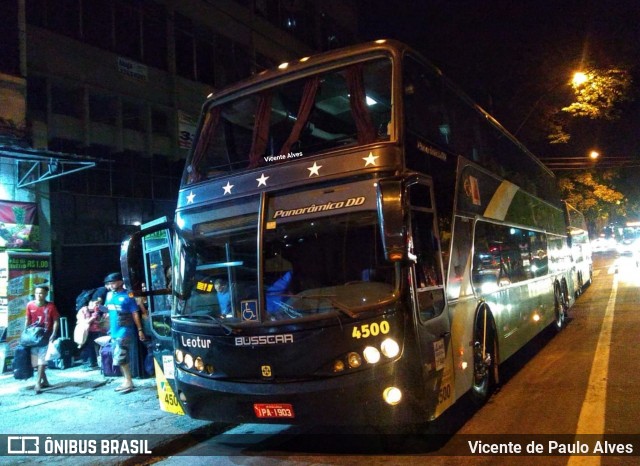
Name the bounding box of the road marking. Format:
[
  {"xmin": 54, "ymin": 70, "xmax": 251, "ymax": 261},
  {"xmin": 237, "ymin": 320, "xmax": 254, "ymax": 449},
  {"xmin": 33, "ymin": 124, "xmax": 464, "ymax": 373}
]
[{"xmin": 567, "ymin": 274, "xmax": 617, "ymax": 466}]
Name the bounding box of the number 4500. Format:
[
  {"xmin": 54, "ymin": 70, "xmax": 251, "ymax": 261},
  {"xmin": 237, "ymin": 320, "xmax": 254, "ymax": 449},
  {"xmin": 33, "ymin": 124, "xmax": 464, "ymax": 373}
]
[{"xmin": 351, "ymin": 321, "xmax": 390, "ymax": 339}]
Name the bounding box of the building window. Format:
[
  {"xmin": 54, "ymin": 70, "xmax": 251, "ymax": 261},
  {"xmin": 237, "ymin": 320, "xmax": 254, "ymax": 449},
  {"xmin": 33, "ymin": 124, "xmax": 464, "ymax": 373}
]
[
  {"xmin": 89, "ymin": 93, "xmax": 118, "ymax": 125},
  {"xmin": 85, "ymin": 144, "xmax": 112, "ymax": 196},
  {"xmin": 175, "ymin": 13, "xmax": 195, "ymax": 80},
  {"xmin": 83, "ymin": 0, "xmax": 113, "ymax": 50},
  {"xmin": 51, "ymin": 83, "xmax": 83, "ymax": 118},
  {"xmin": 114, "ymin": 0, "xmax": 142, "ymax": 60},
  {"xmin": 132, "ymin": 153, "xmax": 152, "ymax": 198},
  {"xmin": 195, "ymin": 26, "xmax": 215, "ymax": 86},
  {"xmin": 122, "ymin": 100, "xmax": 145, "ymax": 132},
  {"xmin": 215, "ymin": 37, "xmax": 252, "ymax": 87},
  {"xmin": 27, "ymin": 76, "xmax": 48, "ymax": 119},
  {"xmin": 49, "ymin": 0, "xmax": 81, "ymax": 39},
  {"xmin": 25, "ymin": 0, "xmax": 47, "ymax": 28},
  {"xmin": 151, "ymin": 108, "xmax": 170, "ymax": 136},
  {"xmin": 111, "ymin": 152, "xmax": 135, "ymax": 197},
  {"xmin": 142, "ymin": 1, "xmax": 167, "ymax": 70}
]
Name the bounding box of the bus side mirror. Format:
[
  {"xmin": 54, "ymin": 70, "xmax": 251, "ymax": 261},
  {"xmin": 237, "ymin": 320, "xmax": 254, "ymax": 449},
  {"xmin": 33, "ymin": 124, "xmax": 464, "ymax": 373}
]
[
  {"xmin": 120, "ymin": 232, "xmax": 145, "ymax": 296},
  {"xmin": 376, "ymin": 178, "xmax": 407, "ymax": 262},
  {"xmin": 120, "ymin": 219, "xmax": 173, "ymax": 296}
]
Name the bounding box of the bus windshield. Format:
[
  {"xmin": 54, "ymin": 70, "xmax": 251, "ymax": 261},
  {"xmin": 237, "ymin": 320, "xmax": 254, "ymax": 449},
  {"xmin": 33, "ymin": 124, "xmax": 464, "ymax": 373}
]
[
  {"xmin": 184, "ymin": 57, "xmax": 392, "ymax": 184},
  {"xmin": 175, "ymin": 198, "xmax": 398, "ymax": 323}
]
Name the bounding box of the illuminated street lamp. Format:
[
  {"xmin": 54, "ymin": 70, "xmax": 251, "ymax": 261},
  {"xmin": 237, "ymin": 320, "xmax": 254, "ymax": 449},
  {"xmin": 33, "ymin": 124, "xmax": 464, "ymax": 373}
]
[
  {"xmin": 539, "ymin": 150, "xmax": 601, "ymax": 171},
  {"xmin": 514, "ymin": 69, "xmax": 584, "ymax": 136},
  {"xmin": 540, "ymin": 150, "xmax": 639, "ymax": 171},
  {"xmin": 572, "ymin": 71, "xmax": 589, "ymax": 87}
]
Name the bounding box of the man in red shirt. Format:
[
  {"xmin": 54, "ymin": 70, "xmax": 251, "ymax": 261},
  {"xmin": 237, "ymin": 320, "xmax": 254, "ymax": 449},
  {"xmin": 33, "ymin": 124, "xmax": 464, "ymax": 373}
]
[{"xmin": 24, "ymin": 285, "xmax": 60, "ymax": 393}]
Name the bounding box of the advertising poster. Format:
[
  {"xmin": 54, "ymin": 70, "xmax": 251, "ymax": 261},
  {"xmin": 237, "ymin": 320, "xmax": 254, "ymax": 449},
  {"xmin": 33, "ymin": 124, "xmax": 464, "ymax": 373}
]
[
  {"xmin": 0, "ymin": 200, "xmax": 39, "ymax": 250},
  {"xmin": 4, "ymin": 252, "xmax": 51, "ymax": 369},
  {"xmin": 178, "ymin": 111, "xmax": 197, "ymax": 150}
]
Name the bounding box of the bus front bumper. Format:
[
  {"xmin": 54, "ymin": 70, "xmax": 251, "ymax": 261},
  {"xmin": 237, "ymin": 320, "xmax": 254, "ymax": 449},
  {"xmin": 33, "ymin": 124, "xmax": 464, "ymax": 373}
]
[{"xmin": 174, "ymin": 364, "xmax": 426, "ymax": 426}]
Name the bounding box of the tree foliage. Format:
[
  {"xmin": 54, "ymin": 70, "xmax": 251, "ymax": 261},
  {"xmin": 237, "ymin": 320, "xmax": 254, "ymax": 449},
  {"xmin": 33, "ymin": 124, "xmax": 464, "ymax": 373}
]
[
  {"xmin": 557, "ymin": 171, "xmax": 625, "ymax": 223},
  {"xmin": 562, "ymin": 68, "xmax": 633, "ymax": 119},
  {"xmin": 546, "ymin": 66, "xmax": 633, "ymax": 145}
]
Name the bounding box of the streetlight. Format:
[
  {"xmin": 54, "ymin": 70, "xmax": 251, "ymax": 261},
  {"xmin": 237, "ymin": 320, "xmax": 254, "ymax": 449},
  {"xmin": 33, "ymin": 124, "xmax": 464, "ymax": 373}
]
[
  {"xmin": 538, "ymin": 149, "xmax": 601, "ymax": 171},
  {"xmin": 540, "ymin": 150, "xmax": 639, "ymax": 171},
  {"xmin": 514, "ymin": 70, "xmax": 583, "ymax": 136},
  {"xmin": 572, "ymin": 71, "xmax": 588, "ymax": 87}
]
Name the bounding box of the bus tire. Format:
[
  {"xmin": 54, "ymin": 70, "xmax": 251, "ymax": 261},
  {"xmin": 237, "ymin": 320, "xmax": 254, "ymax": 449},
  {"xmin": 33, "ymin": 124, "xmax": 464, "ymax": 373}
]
[
  {"xmin": 554, "ymin": 283, "xmax": 568, "ymax": 331},
  {"xmin": 576, "ymin": 272, "xmax": 583, "ymax": 297},
  {"xmin": 471, "ymin": 304, "xmax": 499, "ymax": 406}
]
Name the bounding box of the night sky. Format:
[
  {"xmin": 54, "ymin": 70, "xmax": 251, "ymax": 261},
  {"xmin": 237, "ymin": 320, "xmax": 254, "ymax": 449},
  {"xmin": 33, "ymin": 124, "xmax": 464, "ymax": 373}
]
[{"xmin": 357, "ymin": 0, "xmax": 640, "ymax": 163}]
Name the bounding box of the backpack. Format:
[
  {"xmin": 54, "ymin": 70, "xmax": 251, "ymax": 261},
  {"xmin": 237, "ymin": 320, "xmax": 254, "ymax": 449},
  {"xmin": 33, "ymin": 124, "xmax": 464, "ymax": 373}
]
[
  {"xmin": 76, "ymin": 288, "xmax": 97, "ymax": 311},
  {"xmin": 75, "ymin": 286, "xmax": 107, "ymax": 311}
]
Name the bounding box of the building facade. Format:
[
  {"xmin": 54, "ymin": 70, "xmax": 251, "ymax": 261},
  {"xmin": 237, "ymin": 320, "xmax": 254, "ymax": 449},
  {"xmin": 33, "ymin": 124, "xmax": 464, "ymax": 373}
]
[{"xmin": 0, "ymin": 0, "xmax": 357, "ymax": 316}]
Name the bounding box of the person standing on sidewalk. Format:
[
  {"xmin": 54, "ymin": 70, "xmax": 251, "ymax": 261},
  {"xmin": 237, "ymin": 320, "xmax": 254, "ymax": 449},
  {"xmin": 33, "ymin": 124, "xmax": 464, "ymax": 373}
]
[
  {"xmin": 24, "ymin": 285, "xmax": 60, "ymax": 394},
  {"xmin": 103, "ymin": 272, "xmax": 146, "ymax": 394}
]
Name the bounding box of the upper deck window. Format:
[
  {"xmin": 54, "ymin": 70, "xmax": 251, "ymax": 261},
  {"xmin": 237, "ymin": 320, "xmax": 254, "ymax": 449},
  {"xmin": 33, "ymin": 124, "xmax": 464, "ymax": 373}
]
[{"xmin": 184, "ymin": 58, "xmax": 392, "ymax": 184}]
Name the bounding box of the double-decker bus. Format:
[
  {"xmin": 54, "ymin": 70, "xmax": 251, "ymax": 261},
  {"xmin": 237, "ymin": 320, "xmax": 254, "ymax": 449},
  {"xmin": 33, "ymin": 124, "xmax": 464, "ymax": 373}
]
[
  {"xmin": 564, "ymin": 202, "xmax": 593, "ymax": 295},
  {"xmin": 121, "ymin": 40, "xmax": 576, "ymax": 426}
]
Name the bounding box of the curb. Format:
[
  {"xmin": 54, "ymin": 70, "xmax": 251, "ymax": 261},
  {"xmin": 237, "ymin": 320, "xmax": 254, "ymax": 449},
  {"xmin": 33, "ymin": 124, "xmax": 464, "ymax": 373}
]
[{"xmin": 120, "ymin": 423, "xmax": 234, "ymax": 465}]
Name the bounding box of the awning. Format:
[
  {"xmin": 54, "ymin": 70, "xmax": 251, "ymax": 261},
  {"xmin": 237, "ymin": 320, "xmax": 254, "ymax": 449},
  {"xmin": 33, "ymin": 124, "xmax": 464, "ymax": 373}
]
[{"xmin": 0, "ymin": 142, "xmax": 111, "ymax": 188}]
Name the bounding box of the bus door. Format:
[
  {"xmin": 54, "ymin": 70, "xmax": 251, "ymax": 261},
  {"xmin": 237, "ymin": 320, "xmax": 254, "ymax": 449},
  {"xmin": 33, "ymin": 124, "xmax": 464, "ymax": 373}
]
[
  {"xmin": 122, "ymin": 217, "xmax": 183, "ymax": 415},
  {"xmin": 406, "ymin": 180, "xmax": 454, "ymax": 416}
]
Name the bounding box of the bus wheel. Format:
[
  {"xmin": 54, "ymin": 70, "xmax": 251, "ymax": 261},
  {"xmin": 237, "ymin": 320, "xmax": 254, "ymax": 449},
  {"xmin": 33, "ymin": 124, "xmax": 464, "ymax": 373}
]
[
  {"xmin": 471, "ymin": 306, "xmax": 499, "ymax": 405},
  {"xmin": 576, "ymin": 272, "xmax": 583, "ymax": 296},
  {"xmin": 554, "ymin": 284, "xmax": 568, "ymax": 331}
]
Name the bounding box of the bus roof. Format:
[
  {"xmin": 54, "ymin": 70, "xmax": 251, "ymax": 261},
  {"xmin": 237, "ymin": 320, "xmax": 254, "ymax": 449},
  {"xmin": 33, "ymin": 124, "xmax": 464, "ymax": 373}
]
[{"xmin": 197, "ymin": 39, "xmax": 553, "ymax": 180}]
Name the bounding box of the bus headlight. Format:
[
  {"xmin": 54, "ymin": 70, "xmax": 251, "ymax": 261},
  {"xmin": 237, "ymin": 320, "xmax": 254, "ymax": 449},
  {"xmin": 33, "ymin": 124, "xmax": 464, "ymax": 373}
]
[
  {"xmin": 194, "ymin": 356, "xmax": 205, "ymax": 372},
  {"xmin": 380, "ymin": 338, "xmax": 400, "ymax": 358},
  {"xmin": 184, "ymin": 353, "xmax": 194, "ymax": 369},
  {"xmin": 363, "ymin": 346, "xmax": 381, "ymax": 364},
  {"xmin": 333, "ymin": 359, "xmax": 345, "ymax": 372},
  {"xmin": 347, "ymin": 352, "xmax": 362, "ymax": 368},
  {"xmin": 383, "ymin": 386, "xmax": 402, "ymax": 405},
  {"xmin": 175, "ymin": 349, "xmax": 184, "ymax": 364}
]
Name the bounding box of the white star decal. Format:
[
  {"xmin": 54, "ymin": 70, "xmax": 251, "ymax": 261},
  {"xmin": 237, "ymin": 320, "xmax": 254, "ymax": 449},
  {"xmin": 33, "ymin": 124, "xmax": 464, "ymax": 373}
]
[
  {"xmin": 186, "ymin": 191, "xmax": 195, "ymax": 204},
  {"xmin": 307, "ymin": 162, "xmax": 322, "ymax": 177},
  {"xmin": 363, "ymin": 152, "xmax": 379, "ymax": 167},
  {"xmin": 256, "ymin": 173, "xmax": 269, "ymax": 187},
  {"xmin": 222, "ymin": 181, "xmax": 234, "ymax": 195}
]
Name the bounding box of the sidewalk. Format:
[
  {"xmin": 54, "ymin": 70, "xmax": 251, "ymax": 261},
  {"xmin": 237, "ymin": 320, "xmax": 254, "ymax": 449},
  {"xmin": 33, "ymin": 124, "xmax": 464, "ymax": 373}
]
[{"xmin": 1, "ymin": 361, "xmax": 221, "ymax": 464}]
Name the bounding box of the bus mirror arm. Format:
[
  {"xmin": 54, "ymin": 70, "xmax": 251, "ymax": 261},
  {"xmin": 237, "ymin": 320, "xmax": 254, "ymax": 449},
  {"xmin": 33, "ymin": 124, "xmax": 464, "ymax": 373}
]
[{"xmin": 376, "ymin": 177, "xmax": 408, "ymax": 262}]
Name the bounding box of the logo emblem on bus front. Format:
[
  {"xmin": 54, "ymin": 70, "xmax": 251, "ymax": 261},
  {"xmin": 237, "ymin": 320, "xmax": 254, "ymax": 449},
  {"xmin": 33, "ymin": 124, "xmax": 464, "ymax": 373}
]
[{"xmin": 261, "ymin": 365, "xmax": 272, "ymax": 378}]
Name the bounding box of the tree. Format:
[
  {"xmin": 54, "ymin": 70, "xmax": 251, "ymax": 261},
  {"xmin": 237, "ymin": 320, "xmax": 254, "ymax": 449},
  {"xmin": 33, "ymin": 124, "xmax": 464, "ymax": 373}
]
[
  {"xmin": 557, "ymin": 171, "xmax": 626, "ymax": 229},
  {"xmin": 564, "ymin": 68, "xmax": 633, "ymax": 119},
  {"xmin": 547, "ymin": 66, "xmax": 633, "ymax": 144}
]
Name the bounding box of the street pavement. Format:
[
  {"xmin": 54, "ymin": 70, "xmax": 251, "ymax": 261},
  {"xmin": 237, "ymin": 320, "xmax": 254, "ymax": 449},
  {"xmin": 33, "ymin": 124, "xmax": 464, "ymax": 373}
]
[{"xmin": 0, "ymin": 361, "xmax": 223, "ymax": 465}]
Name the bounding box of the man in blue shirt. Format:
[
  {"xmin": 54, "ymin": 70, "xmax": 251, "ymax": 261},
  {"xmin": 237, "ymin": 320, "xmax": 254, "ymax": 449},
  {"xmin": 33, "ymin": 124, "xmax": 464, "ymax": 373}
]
[{"xmin": 104, "ymin": 272, "xmax": 145, "ymax": 393}]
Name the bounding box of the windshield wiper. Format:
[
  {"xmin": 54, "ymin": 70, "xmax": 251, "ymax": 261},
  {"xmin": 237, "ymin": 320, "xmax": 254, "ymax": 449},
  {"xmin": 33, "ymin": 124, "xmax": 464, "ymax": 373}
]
[
  {"xmin": 174, "ymin": 314, "xmax": 236, "ymax": 334},
  {"xmin": 271, "ymin": 300, "xmax": 303, "ymax": 319},
  {"xmin": 290, "ymin": 294, "xmax": 358, "ymax": 318}
]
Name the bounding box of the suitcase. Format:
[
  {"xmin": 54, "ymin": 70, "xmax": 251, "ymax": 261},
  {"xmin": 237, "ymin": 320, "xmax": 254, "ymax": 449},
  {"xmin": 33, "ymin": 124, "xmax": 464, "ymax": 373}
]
[
  {"xmin": 49, "ymin": 317, "xmax": 75, "ymax": 369},
  {"xmin": 100, "ymin": 343, "xmax": 122, "ymax": 377},
  {"xmin": 13, "ymin": 344, "xmax": 34, "ymax": 380}
]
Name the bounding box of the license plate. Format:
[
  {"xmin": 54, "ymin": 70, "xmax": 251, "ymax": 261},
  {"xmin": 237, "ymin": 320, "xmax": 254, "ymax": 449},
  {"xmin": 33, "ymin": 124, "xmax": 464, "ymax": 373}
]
[{"xmin": 253, "ymin": 403, "xmax": 295, "ymax": 419}]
